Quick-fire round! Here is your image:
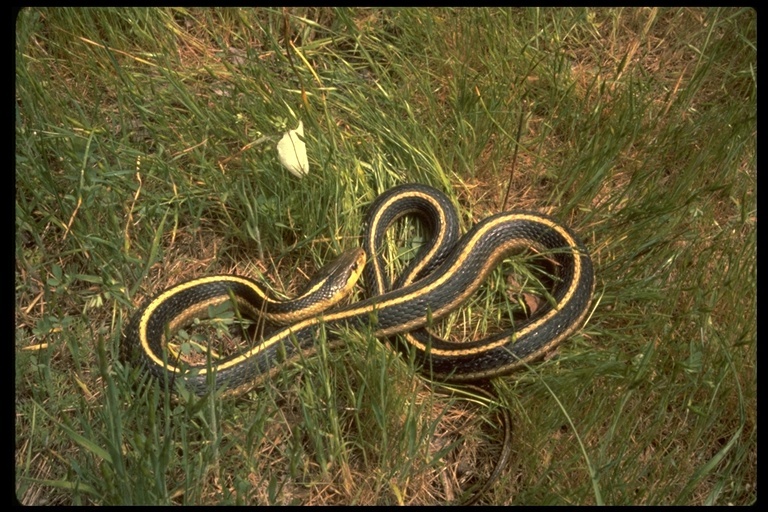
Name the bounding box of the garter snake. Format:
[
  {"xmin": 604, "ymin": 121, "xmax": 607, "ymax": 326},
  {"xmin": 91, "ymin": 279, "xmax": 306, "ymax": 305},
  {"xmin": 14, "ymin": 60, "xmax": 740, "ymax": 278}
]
[{"xmin": 122, "ymin": 183, "xmax": 595, "ymax": 503}]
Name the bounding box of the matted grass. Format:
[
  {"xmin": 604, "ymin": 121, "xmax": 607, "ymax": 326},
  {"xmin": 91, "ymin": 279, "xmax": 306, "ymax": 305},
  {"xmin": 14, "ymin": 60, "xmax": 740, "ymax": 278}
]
[{"xmin": 16, "ymin": 7, "xmax": 755, "ymax": 505}]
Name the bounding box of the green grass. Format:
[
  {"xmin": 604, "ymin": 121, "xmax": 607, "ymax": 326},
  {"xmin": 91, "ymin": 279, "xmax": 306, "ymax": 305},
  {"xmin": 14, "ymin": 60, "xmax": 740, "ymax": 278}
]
[{"xmin": 15, "ymin": 7, "xmax": 755, "ymax": 505}]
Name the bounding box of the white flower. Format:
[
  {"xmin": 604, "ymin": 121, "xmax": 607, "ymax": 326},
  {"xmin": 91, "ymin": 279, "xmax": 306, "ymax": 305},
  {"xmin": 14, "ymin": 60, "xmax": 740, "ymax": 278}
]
[{"xmin": 276, "ymin": 121, "xmax": 309, "ymax": 178}]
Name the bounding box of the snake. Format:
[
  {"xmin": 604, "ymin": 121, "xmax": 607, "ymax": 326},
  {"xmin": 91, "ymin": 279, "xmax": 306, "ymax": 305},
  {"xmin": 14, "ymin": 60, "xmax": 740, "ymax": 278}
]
[{"xmin": 122, "ymin": 183, "xmax": 595, "ymax": 504}]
